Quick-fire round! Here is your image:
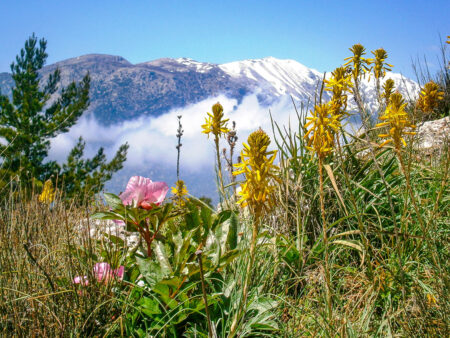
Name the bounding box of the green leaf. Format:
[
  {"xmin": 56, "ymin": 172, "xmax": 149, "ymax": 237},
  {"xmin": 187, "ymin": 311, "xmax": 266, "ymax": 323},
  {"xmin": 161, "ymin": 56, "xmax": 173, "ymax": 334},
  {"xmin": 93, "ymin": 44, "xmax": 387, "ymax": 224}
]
[
  {"xmin": 226, "ymin": 211, "xmax": 239, "ymax": 250},
  {"xmin": 137, "ymin": 296, "xmax": 162, "ymax": 315},
  {"xmin": 103, "ymin": 192, "xmax": 123, "ymax": 209},
  {"xmin": 136, "ymin": 256, "xmax": 171, "ymax": 287},
  {"xmin": 211, "ymin": 210, "xmax": 232, "ymax": 231},
  {"xmin": 102, "ymin": 233, "xmax": 125, "ymax": 246},
  {"xmin": 91, "ymin": 211, "xmax": 124, "ymax": 221}
]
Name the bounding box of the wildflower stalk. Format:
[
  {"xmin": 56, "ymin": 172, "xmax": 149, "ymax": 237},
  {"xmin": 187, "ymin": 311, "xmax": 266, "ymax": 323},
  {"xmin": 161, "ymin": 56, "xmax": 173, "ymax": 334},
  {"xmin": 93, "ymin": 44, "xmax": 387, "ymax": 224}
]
[
  {"xmin": 214, "ymin": 133, "xmax": 226, "ymax": 198},
  {"xmin": 229, "ymin": 129, "xmax": 278, "ymax": 337},
  {"xmin": 318, "ymin": 156, "xmax": 332, "ymax": 319},
  {"xmin": 304, "ymin": 102, "xmax": 341, "ymax": 320},
  {"xmin": 345, "ymin": 44, "xmax": 400, "ymax": 244},
  {"xmin": 202, "ymin": 103, "xmax": 229, "ymax": 199},
  {"xmin": 224, "ymin": 121, "xmax": 238, "ymax": 196},
  {"xmin": 376, "ymin": 92, "xmax": 423, "ymax": 234},
  {"xmin": 372, "ymin": 48, "xmax": 393, "ymax": 108},
  {"xmin": 176, "ymin": 115, "xmax": 183, "ymax": 181}
]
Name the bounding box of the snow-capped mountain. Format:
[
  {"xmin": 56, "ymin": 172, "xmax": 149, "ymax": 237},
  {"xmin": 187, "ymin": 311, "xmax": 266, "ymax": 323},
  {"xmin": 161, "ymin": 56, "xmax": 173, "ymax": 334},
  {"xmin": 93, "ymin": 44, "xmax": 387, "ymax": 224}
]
[{"xmin": 0, "ymin": 54, "xmax": 419, "ymax": 125}]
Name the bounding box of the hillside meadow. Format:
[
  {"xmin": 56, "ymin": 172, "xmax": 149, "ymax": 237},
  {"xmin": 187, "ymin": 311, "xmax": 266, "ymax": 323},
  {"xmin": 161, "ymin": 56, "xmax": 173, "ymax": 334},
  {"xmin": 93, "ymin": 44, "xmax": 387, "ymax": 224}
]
[{"xmin": 1, "ymin": 41, "xmax": 449, "ymax": 337}]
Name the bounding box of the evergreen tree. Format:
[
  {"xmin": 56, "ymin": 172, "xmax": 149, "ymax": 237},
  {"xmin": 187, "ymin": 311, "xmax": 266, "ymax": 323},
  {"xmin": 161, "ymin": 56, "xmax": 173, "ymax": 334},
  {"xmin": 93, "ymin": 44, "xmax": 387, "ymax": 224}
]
[{"xmin": 0, "ymin": 34, "xmax": 128, "ymax": 198}]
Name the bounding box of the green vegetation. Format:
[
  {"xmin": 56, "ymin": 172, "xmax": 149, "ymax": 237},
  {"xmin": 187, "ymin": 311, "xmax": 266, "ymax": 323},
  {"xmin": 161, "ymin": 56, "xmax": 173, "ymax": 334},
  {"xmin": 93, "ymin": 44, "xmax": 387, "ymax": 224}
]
[{"xmin": 0, "ymin": 37, "xmax": 449, "ymax": 337}]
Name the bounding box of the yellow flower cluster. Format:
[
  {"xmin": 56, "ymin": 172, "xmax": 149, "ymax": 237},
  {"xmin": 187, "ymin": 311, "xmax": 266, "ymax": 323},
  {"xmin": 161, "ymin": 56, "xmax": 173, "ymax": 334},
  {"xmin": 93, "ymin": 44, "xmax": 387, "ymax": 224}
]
[
  {"xmin": 39, "ymin": 179, "xmax": 55, "ymax": 204},
  {"xmin": 416, "ymin": 81, "xmax": 444, "ymax": 114},
  {"xmin": 171, "ymin": 179, "xmax": 189, "ymax": 206},
  {"xmin": 201, "ymin": 102, "xmax": 229, "ymax": 137},
  {"xmin": 376, "ymin": 92, "xmax": 416, "ymax": 149},
  {"xmin": 381, "ymin": 79, "xmax": 395, "ymax": 105},
  {"xmin": 325, "ymin": 67, "xmax": 353, "ymax": 119},
  {"xmin": 304, "ymin": 103, "xmax": 341, "ymax": 158},
  {"xmin": 372, "ymin": 48, "xmax": 393, "ymax": 79},
  {"xmin": 233, "ymin": 129, "xmax": 278, "ymax": 216},
  {"xmin": 344, "ymin": 44, "xmax": 371, "ymax": 80}
]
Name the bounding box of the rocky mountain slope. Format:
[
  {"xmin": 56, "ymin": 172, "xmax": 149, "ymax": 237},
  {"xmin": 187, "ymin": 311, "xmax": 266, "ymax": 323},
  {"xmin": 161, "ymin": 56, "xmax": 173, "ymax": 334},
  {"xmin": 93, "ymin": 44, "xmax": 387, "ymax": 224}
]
[{"xmin": 0, "ymin": 54, "xmax": 419, "ymax": 125}]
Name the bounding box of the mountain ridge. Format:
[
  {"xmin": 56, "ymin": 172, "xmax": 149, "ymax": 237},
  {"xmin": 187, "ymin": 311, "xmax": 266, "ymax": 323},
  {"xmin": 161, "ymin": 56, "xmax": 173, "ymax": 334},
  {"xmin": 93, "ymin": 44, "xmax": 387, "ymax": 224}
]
[{"xmin": 0, "ymin": 53, "xmax": 419, "ymax": 125}]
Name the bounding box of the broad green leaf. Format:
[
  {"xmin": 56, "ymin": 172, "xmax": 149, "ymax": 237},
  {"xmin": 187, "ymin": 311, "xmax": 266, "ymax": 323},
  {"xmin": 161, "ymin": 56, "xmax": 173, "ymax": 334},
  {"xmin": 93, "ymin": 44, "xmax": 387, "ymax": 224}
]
[
  {"xmin": 91, "ymin": 211, "xmax": 124, "ymax": 221},
  {"xmin": 103, "ymin": 192, "xmax": 123, "ymax": 209},
  {"xmin": 136, "ymin": 256, "xmax": 171, "ymax": 287}
]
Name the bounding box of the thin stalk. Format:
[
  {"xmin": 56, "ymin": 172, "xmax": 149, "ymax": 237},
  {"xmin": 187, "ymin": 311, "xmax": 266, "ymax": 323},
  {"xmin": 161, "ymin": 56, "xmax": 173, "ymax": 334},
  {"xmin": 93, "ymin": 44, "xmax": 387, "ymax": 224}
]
[
  {"xmin": 215, "ymin": 134, "xmax": 226, "ymax": 199},
  {"xmin": 318, "ymin": 157, "xmax": 332, "ymax": 320}
]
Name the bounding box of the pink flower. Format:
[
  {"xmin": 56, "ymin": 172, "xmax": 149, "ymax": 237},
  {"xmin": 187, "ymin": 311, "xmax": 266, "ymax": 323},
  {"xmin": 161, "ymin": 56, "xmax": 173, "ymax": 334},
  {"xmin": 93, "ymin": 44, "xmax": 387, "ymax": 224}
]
[
  {"xmin": 93, "ymin": 262, "xmax": 125, "ymax": 283},
  {"xmin": 119, "ymin": 176, "xmax": 169, "ymax": 210},
  {"xmin": 73, "ymin": 263, "xmax": 125, "ymax": 286},
  {"xmin": 73, "ymin": 275, "xmax": 89, "ymax": 286}
]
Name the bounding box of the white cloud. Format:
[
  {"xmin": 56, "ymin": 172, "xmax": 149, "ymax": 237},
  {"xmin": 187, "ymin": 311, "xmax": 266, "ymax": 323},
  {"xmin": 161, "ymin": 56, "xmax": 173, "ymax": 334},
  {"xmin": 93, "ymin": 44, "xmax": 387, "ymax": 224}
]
[{"xmin": 48, "ymin": 93, "xmax": 306, "ymax": 172}]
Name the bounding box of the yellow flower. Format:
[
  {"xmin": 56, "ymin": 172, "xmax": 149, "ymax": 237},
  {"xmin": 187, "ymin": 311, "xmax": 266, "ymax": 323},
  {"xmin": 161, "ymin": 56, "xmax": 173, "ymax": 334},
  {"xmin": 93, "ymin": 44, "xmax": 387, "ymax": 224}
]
[
  {"xmin": 233, "ymin": 129, "xmax": 279, "ymax": 216},
  {"xmin": 416, "ymin": 81, "xmax": 444, "ymax": 114},
  {"xmin": 376, "ymin": 92, "xmax": 416, "ymax": 149},
  {"xmin": 201, "ymin": 102, "xmax": 229, "ymax": 138},
  {"xmin": 39, "ymin": 179, "xmax": 55, "ymax": 204},
  {"xmin": 304, "ymin": 103, "xmax": 341, "ymax": 158},
  {"xmin": 171, "ymin": 179, "xmax": 188, "ymax": 206},
  {"xmin": 381, "ymin": 79, "xmax": 395, "ymax": 105},
  {"xmin": 343, "ymin": 44, "xmax": 372, "ymax": 80},
  {"xmin": 372, "ymin": 48, "xmax": 393, "ymax": 79},
  {"xmin": 325, "ymin": 67, "xmax": 353, "ymax": 118}
]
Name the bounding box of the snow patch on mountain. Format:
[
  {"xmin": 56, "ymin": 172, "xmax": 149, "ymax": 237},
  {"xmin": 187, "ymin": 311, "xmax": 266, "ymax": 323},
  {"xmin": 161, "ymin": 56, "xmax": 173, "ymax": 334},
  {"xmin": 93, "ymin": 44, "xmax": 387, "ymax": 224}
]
[{"xmin": 219, "ymin": 57, "xmax": 323, "ymax": 102}]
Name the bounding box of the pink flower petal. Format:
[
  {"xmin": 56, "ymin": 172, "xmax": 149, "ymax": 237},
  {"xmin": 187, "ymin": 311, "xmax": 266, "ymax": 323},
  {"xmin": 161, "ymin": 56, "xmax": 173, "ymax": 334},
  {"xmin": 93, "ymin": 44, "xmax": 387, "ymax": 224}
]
[
  {"xmin": 73, "ymin": 275, "xmax": 89, "ymax": 286},
  {"xmin": 93, "ymin": 262, "xmax": 112, "ymax": 282},
  {"xmin": 119, "ymin": 176, "xmax": 168, "ymax": 209},
  {"xmin": 145, "ymin": 181, "xmax": 169, "ymax": 205},
  {"xmin": 114, "ymin": 266, "xmax": 125, "ymax": 280}
]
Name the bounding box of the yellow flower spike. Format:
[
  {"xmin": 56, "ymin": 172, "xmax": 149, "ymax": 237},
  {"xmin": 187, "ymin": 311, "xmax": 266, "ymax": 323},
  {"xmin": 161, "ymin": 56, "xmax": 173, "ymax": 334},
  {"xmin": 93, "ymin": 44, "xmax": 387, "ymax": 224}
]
[
  {"xmin": 325, "ymin": 67, "xmax": 353, "ymax": 119},
  {"xmin": 39, "ymin": 179, "xmax": 55, "ymax": 204},
  {"xmin": 416, "ymin": 81, "xmax": 444, "ymax": 114},
  {"xmin": 376, "ymin": 92, "xmax": 416, "ymax": 150},
  {"xmin": 382, "ymin": 79, "xmax": 395, "ymax": 105},
  {"xmin": 372, "ymin": 48, "xmax": 393, "ymax": 79},
  {"xmin": 171, "ymin": 179, "xmax": 189, "ymax": 206},
  {"xmin": 201, "ymin": 102, "xmax": 229, "ymax": 138},
  {"xmin": 303, "ymin": 103, "xmax": 341, "ymax": 159},
  {"xmin": 343, "ymin": 43, "xmax": 372, "ymax": 80},
  {"xmin": 233, "ymin": 128, "xmax": 279, "ymax": 217}
]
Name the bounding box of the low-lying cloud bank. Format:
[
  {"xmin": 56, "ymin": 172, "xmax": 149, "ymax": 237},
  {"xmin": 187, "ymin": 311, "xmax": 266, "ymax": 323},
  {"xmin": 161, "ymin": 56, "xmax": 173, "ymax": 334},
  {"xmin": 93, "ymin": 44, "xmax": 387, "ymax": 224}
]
[{"xmin": 48, "ymin": 93, "xmax": 308, "ymax": 171}]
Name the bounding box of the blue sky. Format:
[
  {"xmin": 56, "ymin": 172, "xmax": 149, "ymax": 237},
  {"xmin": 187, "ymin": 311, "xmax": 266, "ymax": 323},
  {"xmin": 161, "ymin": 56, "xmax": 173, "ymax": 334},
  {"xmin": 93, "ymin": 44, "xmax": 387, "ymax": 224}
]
[{"xmin": 0, "ymin": 0, "xmax": 448, "ymax": 78}]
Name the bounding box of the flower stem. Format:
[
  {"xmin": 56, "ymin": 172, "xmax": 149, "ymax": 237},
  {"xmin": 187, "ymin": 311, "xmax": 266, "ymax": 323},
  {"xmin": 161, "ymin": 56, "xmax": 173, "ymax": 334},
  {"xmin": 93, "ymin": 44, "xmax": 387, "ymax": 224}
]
[
  {"xmin": 319, "ymin": 157, "xmax": 332, "ymax": 320},
  {"xmin": 215, "ymin": 134, "xmax": 226, "ymax": 199}
]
